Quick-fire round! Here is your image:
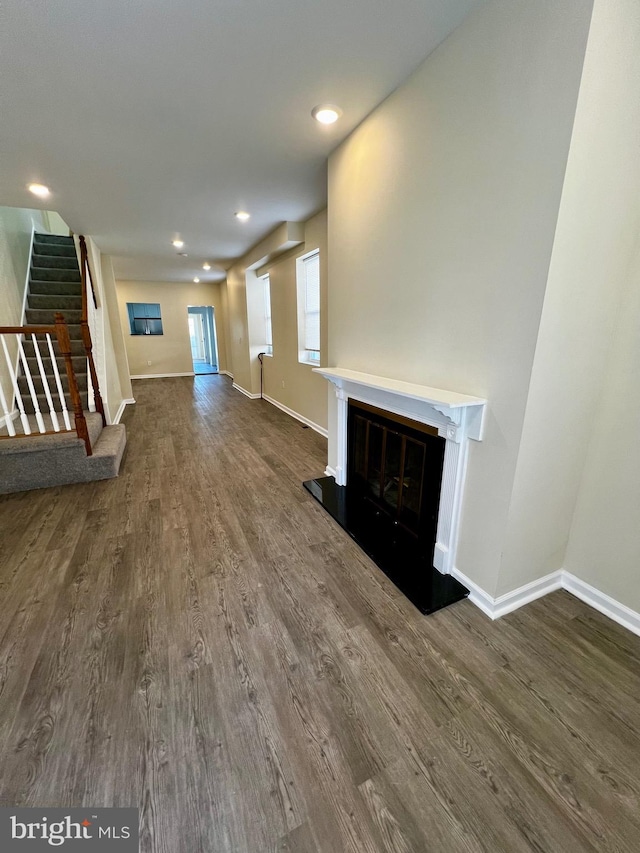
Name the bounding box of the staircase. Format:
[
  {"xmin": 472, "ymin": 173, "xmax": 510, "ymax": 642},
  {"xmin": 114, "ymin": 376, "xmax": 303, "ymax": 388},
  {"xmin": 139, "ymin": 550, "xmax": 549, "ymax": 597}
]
[
  {"xmin": 21, "ymin": 233, "xmax": 88, "ymax": 413},
  {"xmin": 0, "ymin": 233, "xmax": 127, "ymax": 494}
]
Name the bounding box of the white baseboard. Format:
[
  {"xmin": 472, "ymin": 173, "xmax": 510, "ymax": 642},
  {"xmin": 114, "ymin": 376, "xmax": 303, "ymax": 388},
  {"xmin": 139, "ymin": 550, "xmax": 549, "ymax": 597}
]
[
  {"xmin": 113, "ymin": 398, "xmax": 136, "ymax": 424},
  {"xmin": 232, "ymin": 382, "xmax": 261, "ymax": 399},
  {"xmin": 453, "ymin": 565, "xmax": 640, "ymax": 637},
  {"xmin": 0, "ymin": 410, "xmax": 19, "ymax": 431},
  {"xmin": 130, "ymin": 372, "xmax": 195, "ymax": 379},
  {"xmin": 563, "ymin": 571, "xmax": 640, "ymax": 638},
  {"xmin": 219, "ymin": 370, "xmax": 233, "ymax": 378},
  {"xmin": 452, "ymin": 567, "xmax": 563, "ymax": 620},
  {"xmin": 263, "ymin": 394, "xmax": 328, "ymax": 438},
  {"xmin": 324, "ymin": 465, "xmax": 337, "ymax": 479}
]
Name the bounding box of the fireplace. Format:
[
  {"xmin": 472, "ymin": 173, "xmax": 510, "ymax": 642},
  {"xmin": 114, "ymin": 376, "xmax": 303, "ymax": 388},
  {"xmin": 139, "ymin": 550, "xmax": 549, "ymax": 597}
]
[
  {"xmin": 304, "ymin": 368, "xmax": 487, "ymax": 614},
  {"xmin": 348, "ymin": 400, "xmax": 445, "ymax": 551}
]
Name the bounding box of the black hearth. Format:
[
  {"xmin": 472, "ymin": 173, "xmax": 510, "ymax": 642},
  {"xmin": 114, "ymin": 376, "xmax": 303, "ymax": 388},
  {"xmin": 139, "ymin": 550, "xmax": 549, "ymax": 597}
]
[{"xmin": 304, "ymin": 400, "xmax": 469, "ymax": 614}]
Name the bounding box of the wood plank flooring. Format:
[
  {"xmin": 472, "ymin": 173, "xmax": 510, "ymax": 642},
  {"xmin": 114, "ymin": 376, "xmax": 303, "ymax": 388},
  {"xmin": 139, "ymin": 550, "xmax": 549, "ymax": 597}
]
[{"xmin": 1, "ymin": 374, "xmax": 639, "ymax": 852}]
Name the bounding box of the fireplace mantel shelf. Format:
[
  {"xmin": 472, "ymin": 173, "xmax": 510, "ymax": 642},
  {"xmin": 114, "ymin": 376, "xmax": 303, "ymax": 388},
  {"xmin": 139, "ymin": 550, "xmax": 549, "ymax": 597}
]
[
  {"xmin": 313, "ymin": 367, "xmax": 485, "ymax": 408},
  {"xmin": 313, "ymin": 367, "xmax": 486, "ymax": 430}
]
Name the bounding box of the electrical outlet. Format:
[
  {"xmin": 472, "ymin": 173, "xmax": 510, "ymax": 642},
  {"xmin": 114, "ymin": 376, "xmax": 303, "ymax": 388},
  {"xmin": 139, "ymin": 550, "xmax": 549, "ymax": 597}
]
[
  {"xmin": 281, "ymin": 380, "xmax": 285, "ymax": 388},
  {"xmin": 147, "ymin": 360, "xmax": 152, "ymax": 366}
]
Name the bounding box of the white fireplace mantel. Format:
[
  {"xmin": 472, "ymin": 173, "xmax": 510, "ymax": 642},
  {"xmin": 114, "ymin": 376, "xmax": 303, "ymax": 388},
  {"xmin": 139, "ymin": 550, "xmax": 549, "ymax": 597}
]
[{"xmin": 313, "ymin": 367, "xmax": 488, "ymax": 576}]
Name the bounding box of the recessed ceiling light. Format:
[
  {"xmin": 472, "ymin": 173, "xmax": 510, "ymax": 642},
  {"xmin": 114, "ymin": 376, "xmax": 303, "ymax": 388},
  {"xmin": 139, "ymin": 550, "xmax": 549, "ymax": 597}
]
[
  {"xmin": 202, "ymin": 263, "xmax": 211, "ymax": 270},
  {"xmin": 235, "ymin": 211, "xmax": 250, "ymax": 221},
  {"xmin": 172, "ymin": 239, "xmax": 184, "ymax": 248},
  {"xmin": 193, "ymin": 277, "xmax": 200, "ymax": 283},
  {"xmin": 28, "ymin": 183, "xmax": 50, "ymax": 198},
  {"xmin": 311, "ymin": 104, "xmax": 342, "ymax": 125}
]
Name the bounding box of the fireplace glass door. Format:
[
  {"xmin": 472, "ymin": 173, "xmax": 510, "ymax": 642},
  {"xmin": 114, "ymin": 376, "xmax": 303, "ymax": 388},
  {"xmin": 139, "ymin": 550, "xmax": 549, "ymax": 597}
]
[{"xmin": 348, "ymin": 400, "xmax": 445, "ymax": 548}]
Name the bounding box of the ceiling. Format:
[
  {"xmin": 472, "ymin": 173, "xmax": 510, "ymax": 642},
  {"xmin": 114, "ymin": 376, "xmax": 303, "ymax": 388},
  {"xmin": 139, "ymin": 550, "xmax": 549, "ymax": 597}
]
[{"xmin": 0, "ymin": 0, "xmax": 482, "ymax": 284}]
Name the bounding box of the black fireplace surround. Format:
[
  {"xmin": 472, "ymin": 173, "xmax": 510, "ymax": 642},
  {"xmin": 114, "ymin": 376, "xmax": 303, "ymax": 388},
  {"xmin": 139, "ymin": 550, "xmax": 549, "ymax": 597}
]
[{"xmin": 304, "ymin": 399, "xmax": 469, "ymax": 614}]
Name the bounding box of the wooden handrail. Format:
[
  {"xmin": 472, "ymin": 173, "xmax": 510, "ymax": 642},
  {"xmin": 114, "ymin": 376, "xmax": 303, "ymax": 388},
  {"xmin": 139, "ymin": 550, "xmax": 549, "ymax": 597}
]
[
  {"xmin": 78, "ymin": 235, "xmax": 98, "ymax": 310},
  {"xmin": 78, "ymin": 235, "xmax": 106, "ymax": 426},
  {"xmin": 0, "ymin": 319, "xmax": 92, "ymax": 455}
]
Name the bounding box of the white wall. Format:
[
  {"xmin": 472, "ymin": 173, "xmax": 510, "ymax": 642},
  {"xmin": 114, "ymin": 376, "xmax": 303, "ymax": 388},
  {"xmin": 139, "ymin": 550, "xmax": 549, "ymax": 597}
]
[
  {"xmin": 0, "ymin": 206, "xmax": 47, "ymax": 327},
  {"xmin": 0, "ymin": 206, "xmax": 48, "ymax": 421},
  {"xmin": 327, "ymin": 0, "xmax": 594, "ymax": 595},
  {"xmin": 498, "ymin": 0, "xmax": 640, "ymax": 597}
]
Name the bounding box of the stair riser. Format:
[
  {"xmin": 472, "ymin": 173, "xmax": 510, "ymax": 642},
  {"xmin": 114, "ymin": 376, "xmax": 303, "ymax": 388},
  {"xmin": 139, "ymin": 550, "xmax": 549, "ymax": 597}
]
[
  {"xmin": 34, "ymin": 234, "xmax": 73, "ymax": 246},
  {"xmin": 30, "ymin": 267, "xmax": 81, "ymax": 283},
  {"xmin": 28, "ymin": 281, "xmax": 82, "ymax": 297},
  {"xmin": 26, "ymin": 309, "xmax": 83, "ymax": 326},
  {"xmin": 32, "ymin": 244, "xmax": 77, "ymax": 259},
  {"xmin": 26, "ymin": 356, "xmax": 86, "ymax": 374},
  {"xmin": 22, "ymin": 338, "xmax": 86, "ymax": 358},
  {"xmin": 27, "ymin": 295, "xmax": 83, "ymax": 310},
  {"xmin": 18, "ymin": 373, "xmax": 88, "ymax": 396},
  {"xmin": 22, "ymin": 393, "xmax": 89, "ymax": 415},
  {"xmin": 29, "ymin": 255, "xmax": 78, "ymax": 270}
]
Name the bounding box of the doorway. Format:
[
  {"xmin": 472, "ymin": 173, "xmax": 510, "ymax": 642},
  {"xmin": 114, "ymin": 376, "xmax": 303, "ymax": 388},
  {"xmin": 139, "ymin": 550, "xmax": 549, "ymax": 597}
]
[{"xmin": 188, "ymin": 306, "xmax": 219, "ymax": 374}]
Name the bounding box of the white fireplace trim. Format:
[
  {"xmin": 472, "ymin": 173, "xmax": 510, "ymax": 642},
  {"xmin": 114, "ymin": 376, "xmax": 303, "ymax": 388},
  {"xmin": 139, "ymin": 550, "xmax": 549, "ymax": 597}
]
[{"xmin": 313, "ymin": 368, "xmax": 487, "ymax": 576}]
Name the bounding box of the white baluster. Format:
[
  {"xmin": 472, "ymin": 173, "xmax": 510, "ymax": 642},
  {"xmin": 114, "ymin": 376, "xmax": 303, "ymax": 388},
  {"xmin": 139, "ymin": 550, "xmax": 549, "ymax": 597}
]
[
  {"xmin": 1, "ymin": 335, "xmax": 30, "ymax": 434},
  {"xmin": 32, "ymin": 334, "xmax": 60, "ymax": 432},
  {"xmin": 18, "ymin": 336, "xmax": 46, "ymax": 433},
  {"xmin": 46, "ymin": 334, "xmax": 71, "ymax": 430},
  {"xmin": 0, "ymin": 355, "xmax": 16, "ymax": 436}
]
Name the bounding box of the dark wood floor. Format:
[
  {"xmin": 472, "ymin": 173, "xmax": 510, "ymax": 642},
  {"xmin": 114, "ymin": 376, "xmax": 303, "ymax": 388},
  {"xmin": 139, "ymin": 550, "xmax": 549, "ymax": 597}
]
[{"xmin": 1, "ymin": 375, "xmax": 639, "ymax": 852}]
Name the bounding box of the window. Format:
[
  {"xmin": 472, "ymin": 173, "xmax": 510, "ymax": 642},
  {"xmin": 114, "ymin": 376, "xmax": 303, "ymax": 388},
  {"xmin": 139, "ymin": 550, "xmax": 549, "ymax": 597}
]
[
  {"xmin": 297, "ymin": 249, "xmax": 320, "ymax": 364},
  {"xmin": 127, "ymin": 302, "xmax": 163, "ymax": 335},
  {"xmin": 262, "ymin": 273, "xmax": 273, "ymax": 355}
]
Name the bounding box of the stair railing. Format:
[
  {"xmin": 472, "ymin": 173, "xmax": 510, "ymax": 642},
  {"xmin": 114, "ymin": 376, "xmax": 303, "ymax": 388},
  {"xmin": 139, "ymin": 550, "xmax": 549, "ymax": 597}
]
[
  {"xmin": 0, "ymin": 315, "xmax": 92, "ymax": 455},
  {"xmin": 78, "ymin": 235, "xmax": 106, "ymax": 426}
]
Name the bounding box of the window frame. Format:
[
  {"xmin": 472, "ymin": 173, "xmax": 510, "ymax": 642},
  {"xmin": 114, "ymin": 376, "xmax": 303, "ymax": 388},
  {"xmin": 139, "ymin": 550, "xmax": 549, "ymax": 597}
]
[
  {"xmin": 296, "ymin": 249, "xmax": 321, "ymax": 366},
  {"xmin": 262, "ymin": 273, "xmax": 273, "ymax": 356}
]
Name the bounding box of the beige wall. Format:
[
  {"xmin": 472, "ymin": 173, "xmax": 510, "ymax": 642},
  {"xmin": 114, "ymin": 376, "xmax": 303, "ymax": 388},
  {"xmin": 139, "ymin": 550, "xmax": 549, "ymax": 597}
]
[
  {"xmin": 327, "ymin": 0, "xmax": 593, "ymax": 595},
  {"xmin": 261, "ymin": 211, "xmax": 328, "ymax": 430},
  {"xmin": 222, "ymin": 213, "xmax": 328, "ymax": 431},
  {"xmin": 498, "ymin": 0, "xmax": 640, "ymax": 597},
  {"xmin": 224, "ymin": 265, "xmax": 251, "ymax": 386},
  {"xmin": 559, "ymin": 0, "xmax": 640, "ymax": 612},
  {"xmin": 95, "ymin": 250, "xmax": 133, "ymax": 421},
  {"xmin": 116, "ymin": 279, "xmax": 228, "ymax": 377}
]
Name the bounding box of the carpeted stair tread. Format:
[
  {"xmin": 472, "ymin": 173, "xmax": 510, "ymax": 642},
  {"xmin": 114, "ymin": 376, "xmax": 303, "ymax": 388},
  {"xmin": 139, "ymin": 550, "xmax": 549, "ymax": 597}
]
[{"xmin": 0, "ymin": 412, "xmax": 103, "ymax": 446}]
